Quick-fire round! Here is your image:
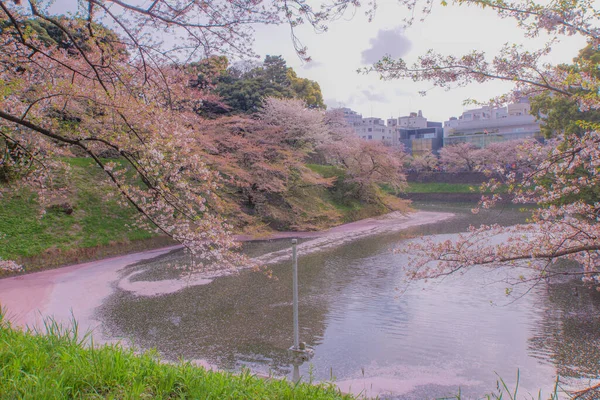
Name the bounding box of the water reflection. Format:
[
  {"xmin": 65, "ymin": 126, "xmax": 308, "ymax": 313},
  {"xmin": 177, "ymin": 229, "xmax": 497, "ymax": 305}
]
[
  {"xmin": 98, "ymin": 204, "xmax": 600, "ymax": 398},
  {"xmin": 528, "ymin": 269, "xmax": 600, "ymax": 382}
]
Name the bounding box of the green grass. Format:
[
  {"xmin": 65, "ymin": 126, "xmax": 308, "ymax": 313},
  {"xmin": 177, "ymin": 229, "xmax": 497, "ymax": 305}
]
[
  {"xmin": 0, "ymin": 315, "xmax": 352, "ymax": 399},
  {"xmin": 0, "ymin": 159, "xmax": 405, "ymax": 268},
  {"xmin": 405, "ymin": 182, "xmax": 483, "ymax": 193},
  {"xmin": 306, "ymin": 164, "xmax": 401, "ymax": 222},
  {"xmin": 305, "ymin": 164, "xmax": 345, "ymax": 179},
  {"xmin": 0, "ymin": 158, "xmax": 154, "ymax": 262}
]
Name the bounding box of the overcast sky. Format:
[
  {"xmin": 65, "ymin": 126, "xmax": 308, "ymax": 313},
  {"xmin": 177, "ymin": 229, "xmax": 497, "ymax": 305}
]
[
  {"xmin": 251, "ymin": 0, "xmax": 587, "ymax": 122},
  {"xmin": 49, "ymin": 0, "xmax": 587, "ymax": 123}
]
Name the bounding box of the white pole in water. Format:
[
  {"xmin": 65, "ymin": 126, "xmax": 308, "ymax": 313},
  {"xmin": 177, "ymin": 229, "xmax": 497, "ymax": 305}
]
[
  {"xmin": 289, "ymin": 239, "xmax": 313, "ymax": 383},
  {"xmin": 291, "ymin": 238, "xmax": 301, "ymax": 383},
  {"xmin": 292, "ymin": 239, "xmax": 299, "ymax": 350}
]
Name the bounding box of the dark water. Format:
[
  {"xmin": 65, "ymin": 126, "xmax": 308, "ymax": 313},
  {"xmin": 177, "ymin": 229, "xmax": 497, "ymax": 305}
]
[{"xmin": 99, "ymin": 203, "xmax": 600, "ymax": 399}]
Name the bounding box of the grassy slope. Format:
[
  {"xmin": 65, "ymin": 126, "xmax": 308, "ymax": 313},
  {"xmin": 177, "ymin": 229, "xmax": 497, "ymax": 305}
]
[
  {"xmin": 405, "ymin": 182, "xmax": 482, "ymax": 193},
  {"xmin": 0, "ymin": 159, "xmax": 155, "ymax": 267},
  {"xmin": 1, "ymin": 161, "xmax": 404, "ymax": 269},
  {"xmin": 308, "ymin": 165, "xmax": 486, "ymax": 196},
  {"xmin": 305, "ymin": 164, "xmax": 362, "ymax": 216},
  {"xmin": 0, "ymin": 317, "xmax": 351, "ymax": 399},
  {"xmin": 305, "ymin": 164, "xmax": 407, "ymax": 222}
]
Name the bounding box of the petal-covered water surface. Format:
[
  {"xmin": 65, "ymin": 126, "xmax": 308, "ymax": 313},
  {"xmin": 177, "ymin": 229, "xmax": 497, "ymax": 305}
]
[{"xmin": 99, "ymin": 203, "xmax": 600, "ymax": 399}]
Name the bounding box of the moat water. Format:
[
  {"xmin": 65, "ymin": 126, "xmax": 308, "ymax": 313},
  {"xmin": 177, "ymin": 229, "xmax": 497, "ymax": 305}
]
[{"xmin": 98, "ymin": 203, "xmax": 600, "ymax": 399}]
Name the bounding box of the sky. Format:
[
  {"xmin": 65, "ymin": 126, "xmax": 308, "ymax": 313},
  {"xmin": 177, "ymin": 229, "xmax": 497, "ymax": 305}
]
[
  {"xmin": 250, "ymin": 0, "xmax": 587, "ymax": 122},
  {"xmin": 47, "ymin": 0, "xmax": 588, "ymax": 123}
]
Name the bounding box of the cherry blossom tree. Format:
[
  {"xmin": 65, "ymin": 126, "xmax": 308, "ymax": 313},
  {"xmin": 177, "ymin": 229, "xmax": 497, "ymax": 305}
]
[
  {"xmin": 0, "ymin": 0, "xmax": 362, "ymax": 271},
  {"xmin": 258, "ymin": 97, "xmax": 329, "ymax": 150},
  {"xmin": 256, "ymin": 100, "xmax": 408, "ymax": 206},
  {"xmin": 408, "ymin": 151, "xmax": 439, "ymax": 172},
  {"xmin": 475, "ymin": 139, "xmax": 551, "ymax": 178},
  {"xmin": 340, "ymin": 139, "xmax": 407, "ymax": 202},
  {"xmin": 475, "ymin": 140, "xmax": 523, "ymax": 174},
  {"xmin": 321, "ymin": 112, "xmax": 407, "ymax": 203},
  {"xmin": 367, "ymin": 0, "xmax": 600, "ymax": 293},
  {"xmin": 438, "ymin": 142, "xmax": 483, "ymax": 172},
  {"xmin": 196, "ymin": 113, "xmax": 334, "ymax": 228}
]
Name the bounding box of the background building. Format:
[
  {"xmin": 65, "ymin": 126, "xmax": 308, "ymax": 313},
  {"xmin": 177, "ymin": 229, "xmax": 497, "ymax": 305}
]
[
  {"xmin": 338, "ymin": 107, "xmax": 443, "ymax": 155},
  {"xmin": 399, "ymin": 110, "xmax": 428, "ymax": 129},
  {"xmin": 337, "ymin": 100, "xmax": 539, "ymax": 156},
  {"xmin": 354, "ymin": 117, "xmax": 392, "ymax": 143},
  {"xmin": 443, "ymin": 98, "xmax": 542, "ymax": 147},
  {"xmin": 388, "ymin": 111, "xmax": 444, "ymax": 156},
  {"xmin": 340, "ymin": 108, "xmax": 394, "ymax": 143},
  {"xmin": 340, "ymin": 107, "xmax": 363, "ymax": 126}
]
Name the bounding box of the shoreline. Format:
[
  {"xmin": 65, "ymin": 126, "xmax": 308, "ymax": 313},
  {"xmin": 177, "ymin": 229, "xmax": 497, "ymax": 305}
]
[
  {"xmin": 116, "ymin": 210, "xmax": 454, "ymax": 297},
  {"xmin": 0, "ymin": 210, "xmax": 454, "ymax": 334}
]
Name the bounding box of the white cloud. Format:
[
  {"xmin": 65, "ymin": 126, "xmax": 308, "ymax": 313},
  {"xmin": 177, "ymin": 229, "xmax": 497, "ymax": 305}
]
[
  {"xmin": 361, "ymin": 28, "xmax": 412, "ymax": 65},
  {"xmin": 360, "ymin": 88, "xmax": 389, "ymax": 103},
  {"xmin": 394, "ymin": 88, "xmax": 412, "ymax": 96},
  {"xmin": 302, "ymin": 60, "xmax": 324, "ymax": 70},
  {"xmin": 325, "ymin": 98, "xmax": 347, "ymax": 109}
]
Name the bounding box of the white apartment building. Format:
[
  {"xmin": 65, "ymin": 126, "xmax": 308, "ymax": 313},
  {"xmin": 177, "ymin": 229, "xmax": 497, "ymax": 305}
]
[
  {"xmin": 339, "ymin": 107, "xmax": 363, "ymax": 126},
  {"xmin": 444, "ymin": 99, "xmax": 541, "ymax": 147},
  {"xmin": 338, "ymin": 107, "xmax": 443, "ymax": 154},
  {"xmin": 339, "ymin": 108, "xmax": 394, "ymax": 143},
  {"xmin": 354, "ymin": 117, "xmax": 393, "ymax": 142},
  {"xmin": 398, "ymin": 110, "xmax": 428, "ymax": 129}
]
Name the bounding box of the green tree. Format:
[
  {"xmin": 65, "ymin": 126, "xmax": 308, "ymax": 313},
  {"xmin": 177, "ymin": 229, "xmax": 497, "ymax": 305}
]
[
  {"xmin": 1, "ymin": 17, "xmax": 125, "ymax": 57},
  {"xmin": 530, "ymin": 44, "xmax": 600, "ymax": 138},
  {"xmin": 261, "ymin": 55, "xmax": 289, "ymax": 86},
  {"xmin": 287, "ymin": 69, "xmax": 326, "ymax": 109},
  {"xmin": 206, "ymin": 55, "xmax": 325, "ymax": 114},
  {"xmin": 217, "ymin": 78, "xmax": 286, "ymax": 113},
  {"xmin": 189, "ymin": 56, "xmax": 229, "ymax": 90}
]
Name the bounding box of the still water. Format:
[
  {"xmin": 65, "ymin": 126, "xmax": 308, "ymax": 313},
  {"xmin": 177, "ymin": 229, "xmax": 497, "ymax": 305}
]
[{"xmin": 99, "ymin": 203, "xmax": 600, "ymax": 399}]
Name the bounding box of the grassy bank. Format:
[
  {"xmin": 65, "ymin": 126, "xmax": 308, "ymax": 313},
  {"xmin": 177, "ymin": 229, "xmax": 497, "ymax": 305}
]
[
  {"xmin": 0, "ymin": 158, "xmax": 159, "ymax": 271},
  {"xmin": 306, "ymin": 163, "xmax": 408, "ymax": 222},
  {"xmin": 405, "ymin": 182, "xmax": 482, "ymax": 194},
  {"xmin": 1, "ymin": 160, "xmax": 405, "ymax": 272},
  {"xmin": 0, "ymin": 316, "xmax": 351, "ymax": 399}
]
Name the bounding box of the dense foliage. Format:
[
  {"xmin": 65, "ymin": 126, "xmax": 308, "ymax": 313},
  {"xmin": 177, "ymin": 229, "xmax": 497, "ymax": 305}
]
[
  {"xmin": 193, "ymin": 55, "xmax": 326, "ymax": 115},
  {"xmin": 530, "ymin": 45, "xmax": 600, "ymax": 138},
  {"xmin": 435, "ymin": 140, "xmax": 547, "ymax": 174},
  {"xmin": 203, "ymin": 98, "xmax": 408, "ymax": 231}
]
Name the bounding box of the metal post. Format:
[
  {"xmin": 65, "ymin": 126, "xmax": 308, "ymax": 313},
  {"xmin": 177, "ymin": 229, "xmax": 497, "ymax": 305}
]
[
  {"xmin": 288, "ymin": 238, "xmax": 313, "ymax": 383},
  {"xmin": 292, "ymin": 239, "xmax": 299, "ymax": 350}
]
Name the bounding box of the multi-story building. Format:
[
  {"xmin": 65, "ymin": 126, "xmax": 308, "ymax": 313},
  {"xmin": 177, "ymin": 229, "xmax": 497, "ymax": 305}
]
[
  {"xmin": 443, "ymin": 99, "xmax": 542, "ymax": 147},
  {"xmin": 339, "ymin": 107, "xmax": 363, "ymax": 127},
  {"xmin": 399, "ymin": 110, "xmax": 428, "ymax": 129},
  {"xmin": 339, "ymin": 107, "xmax": 394, "ymax": 143},
  {"xmin": 388, "ymin": 111, "xmax": 444, "ymax": 156},
  {"xmin": 337, "ymin": 108, "xmax": 443, "ymax": 156},
  {"xmin": 354, "ymin": 117, "xmax": 393, "ymax": 142}
]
